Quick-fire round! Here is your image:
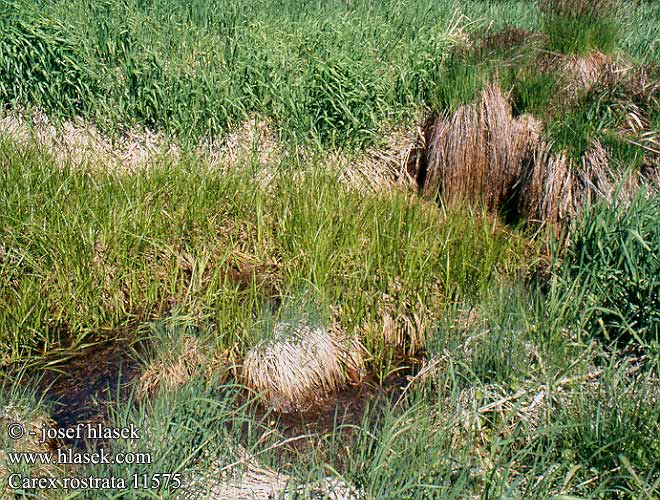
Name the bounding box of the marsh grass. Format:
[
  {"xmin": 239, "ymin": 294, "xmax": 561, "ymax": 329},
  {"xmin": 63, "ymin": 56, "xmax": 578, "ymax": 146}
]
[
  {"xmin": 79, "ymin": 379, "xmax": 271, "ymax": 500},
  {"xmin": 0, "ymin": 0, "xmax": 465, "ymax": 147},
  {"xmin": 0, "ymin": 1, "xmax": 95, "ymax": 115},
  {"xmin": 556, "ymin": 192, "xmax": 660, "ymax": 347},
  {"xmin": 542, "ymin": 69, "xmax": 656, "ymax": 164},
  {"xmin": 1, "ymin": 0, "xmax": 657, "ymax": 148},
  {"xmin": 0, "ymin": 138, "xmax": 532, "ymax": 377},
  {"xmin": 1, "ymin": 1, "xmax": 660, "ymax": 498},
  {"xmin": 511, "ymin": 72, "xmax": 560, "ymax": 117},
  {"xmin": 541, "ymin": 0, "xmax": 620, "ymax": 56},
  {"xmin": 290, "ymin": 301, "xmax": 660, "ymax": 499},
  {"xmin": 2, "ymin": 225, "xmax": 659, "ymax": 499}
]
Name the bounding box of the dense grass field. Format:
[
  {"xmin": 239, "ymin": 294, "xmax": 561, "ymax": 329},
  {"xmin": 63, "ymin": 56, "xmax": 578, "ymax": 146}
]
[
  {"xmin": 1, "ymin": 0, "xmax": 660, "ymax": 499},
  {"xmin": 1, "ymin": 0, "xmax": 659, "ymax": 147}
]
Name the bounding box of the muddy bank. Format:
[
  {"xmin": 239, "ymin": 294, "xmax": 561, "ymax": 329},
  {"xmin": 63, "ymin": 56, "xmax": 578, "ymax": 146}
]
[
  {"xmin": 35, "ymin": 341, "xmax": 140, "ymax": 446},
  {"xmin": 28, "ymin": 336, "xmax": 414, "ymax": 454}
]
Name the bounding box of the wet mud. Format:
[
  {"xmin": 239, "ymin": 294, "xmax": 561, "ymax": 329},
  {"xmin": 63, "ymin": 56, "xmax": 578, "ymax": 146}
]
[{"xmin": 36, "ymin": 341, "xmax": 140, "ymax": 446}]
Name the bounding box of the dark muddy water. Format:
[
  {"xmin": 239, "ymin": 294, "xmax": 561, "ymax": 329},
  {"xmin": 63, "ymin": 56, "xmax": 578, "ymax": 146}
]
[{"xmin": 37, "ymin": 341, "xmax": 140, "ymax": 445}]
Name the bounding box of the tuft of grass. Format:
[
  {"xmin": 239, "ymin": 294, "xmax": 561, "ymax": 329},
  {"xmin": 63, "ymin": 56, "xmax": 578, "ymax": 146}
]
[
  {"xmin": 421, "ymin": 84, "xmax": 542, "ymax": 212},
  {"xmin": 431, "ymin": 52, "xmax": 494, "ymax": 112},
  {"xmin": 242, "ymin": 320, "xmax": 353, "ymax": 412},
  {"xmin": 544, "ymin": 64, "xmax": 659, "ymax": 167},
  {"xmin": 555, "ymin": 191, "xmax": 660, "ymax": 347},
  {"xmin": 541, "ymin": 0, "xmax": 621, "ymax": 56},
  {"xmin": 545, "ymin": 105, "xmax": 608, "ymax": 162},
  {"xmin": 511, "ymin": 72, "xmax": 560, "ymax": 117},
  {"xmin": 545, "ymin": 82, "xmax": 632, "ymax": 163},
  {"xmin": 135, "ymin": 319, "xmax": 227, "ymax": 400}
]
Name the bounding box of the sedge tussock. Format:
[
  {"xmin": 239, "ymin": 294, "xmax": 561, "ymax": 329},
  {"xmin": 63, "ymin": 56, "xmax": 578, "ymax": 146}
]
[
  {"xmin": 418, "ymin": 73, "xmax": 657, "ymax": 228},
  {"xmin": 241, "ymin": 322, "xmax": 365, "ymax": 412},
  {"xmin": 519, "ymin": 140, "xmax": 636, "ymax": 227},
  {"xmin": 421, "ymin": 85, "xmax": 541, "ymax": 209}
]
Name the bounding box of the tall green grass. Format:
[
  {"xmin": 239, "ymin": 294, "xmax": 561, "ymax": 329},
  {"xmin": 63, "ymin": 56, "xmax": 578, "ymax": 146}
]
[
  {"xmin": 0, "ymin": 0, "xmax": 462, "ymax": 147},
  {"xmin": 0, "ymin": 2, "xmax": 94, "ymax": 114},
  {"xmin": 554, "ymin": 192, "xmax": 660, "ymax": 348},
  {"xmin": 0, "ymin": 138, "xmax": 532, "ymax": 375},
  {"xmin": 1, "ymin": 0, "xmax": 658, "ymax": 147},
  {"xmin": 541, "ymin": 0, "xmax": 620, "ymax": 56},
  {"xmin": 2, "ymin": 201, "xmax": 659, "ymax": 498}
]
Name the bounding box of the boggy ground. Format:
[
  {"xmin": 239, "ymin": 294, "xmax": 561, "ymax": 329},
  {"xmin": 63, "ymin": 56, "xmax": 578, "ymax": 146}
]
[
  {"xmin": 1, "ymin": 137, "xmax": 658, "ymax": 500},
  {"xmin": 1, "ymin": 0, "xmax": 660, "ymax": 498}
]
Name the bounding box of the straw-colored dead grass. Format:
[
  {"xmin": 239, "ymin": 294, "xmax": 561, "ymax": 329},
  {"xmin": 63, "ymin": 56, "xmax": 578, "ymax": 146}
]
[
  {"xmin": 178, "ymin": 445, "xmax": 362, "ymax": 500},
  {"xmin": 0, "ymin": 109, "xmax": 177, "ymax": 172},
  {"xmin": 338, "ymin": 123, "xmax": 422, "ymax": 193},
  {"xmin": 137, "ymin": 335, "xmax": 226, "ymax": 399},
  {"xmin": 518, "ymin": 139, "xmax": 618, "ymax": 226},
  {"xmin": 241, "ymin": 322, "xmax": 366, "ymax": 412},
  {"xmin": 420, "ymin": 85, "xmax": 542, "ymax": 209},
  {"xmin": 0, "ymin": 108, "xmax": 282, "ymax": 175},
  {"xmin": 0, "ymin": 108, "xmax": 411, "ymax": 193},
  {"xmin": 415, "ymin": 61, "xmax": 659, "ymax": 228},
  {"xmin": 562, "ymin": 52, "xmax": 614, "ymax": 91}
]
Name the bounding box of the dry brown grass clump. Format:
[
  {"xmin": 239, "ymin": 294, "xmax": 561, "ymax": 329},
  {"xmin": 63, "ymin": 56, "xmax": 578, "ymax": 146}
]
[
  {"xmin": 420, "ymin": 85, "xmax": 541, "ymax": 209},
  {"xmin": 518, "ymin": 139, "xmax": 617, "ymax": 226},
  {"xmin": 137, "ymin": 335, "xmax": 226, "ymax": 399},
  {"xmin": 610, "ymin": 65, "xmax": 660, "ymax": 169},
  {"xmin": 241, "ymin": 322, "xmax": 366, "ymax": 412},
  {"xmin": 566, "ymin": 52, "xmax": 615, "ymax": 90},
  {"xmin": 518, "ymin": 62, "xmax": 659, "ymax": 225},
  {"xmin": 338, "ymin": 124, "xmax": 423, "ymax": 192},
  {"xmin": 413, "ymin": 57, "xmax": 660, "ymax": 229}
]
